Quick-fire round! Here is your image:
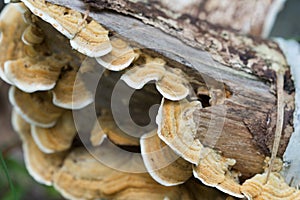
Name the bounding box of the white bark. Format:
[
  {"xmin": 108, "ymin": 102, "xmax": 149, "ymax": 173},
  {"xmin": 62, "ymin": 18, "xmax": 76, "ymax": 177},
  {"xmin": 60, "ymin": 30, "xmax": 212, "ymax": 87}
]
[{"xmin": 276, "ymin": 38, "xmax": 300, "ymax": 187}]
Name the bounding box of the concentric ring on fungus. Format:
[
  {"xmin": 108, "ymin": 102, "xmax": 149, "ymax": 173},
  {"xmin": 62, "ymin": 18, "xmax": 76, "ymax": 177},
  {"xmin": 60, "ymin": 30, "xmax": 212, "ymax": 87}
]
[{"xmin": 0, "ymin": 1, "xmax": 298, "ymax": 200}]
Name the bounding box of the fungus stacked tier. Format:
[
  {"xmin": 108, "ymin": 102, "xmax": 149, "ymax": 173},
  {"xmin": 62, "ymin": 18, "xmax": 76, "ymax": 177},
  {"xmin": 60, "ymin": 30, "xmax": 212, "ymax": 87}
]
[{"xmin": 0, "ymin": 1, "xmax": 299, "ymax": 200}]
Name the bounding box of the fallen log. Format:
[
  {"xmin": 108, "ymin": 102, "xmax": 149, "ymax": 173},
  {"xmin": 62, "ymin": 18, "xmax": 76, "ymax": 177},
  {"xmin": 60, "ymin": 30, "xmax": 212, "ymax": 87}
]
[{"xmin": 48, "ymin": 0, "xmax": 295, "ymax": 178}]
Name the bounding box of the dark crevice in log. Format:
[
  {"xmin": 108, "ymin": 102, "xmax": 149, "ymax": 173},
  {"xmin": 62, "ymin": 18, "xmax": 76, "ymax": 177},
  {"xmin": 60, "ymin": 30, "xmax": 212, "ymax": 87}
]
[{"xmin": 118, "ymin": 145, "xmax": 141, "ymax": 153}]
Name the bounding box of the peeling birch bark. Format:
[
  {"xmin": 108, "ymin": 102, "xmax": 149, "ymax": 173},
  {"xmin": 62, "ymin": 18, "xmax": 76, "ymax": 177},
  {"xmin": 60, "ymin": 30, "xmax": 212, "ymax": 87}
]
[{"xmin": 275, "ymin": 38, "xmax": 300, "ymax": 187}]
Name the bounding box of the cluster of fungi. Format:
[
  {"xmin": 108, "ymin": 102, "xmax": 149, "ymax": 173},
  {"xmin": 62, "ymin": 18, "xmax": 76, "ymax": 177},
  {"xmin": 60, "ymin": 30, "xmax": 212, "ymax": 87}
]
[{"xmin": 0, "ymin": 0, "xmax": 299, "ymax": 200}]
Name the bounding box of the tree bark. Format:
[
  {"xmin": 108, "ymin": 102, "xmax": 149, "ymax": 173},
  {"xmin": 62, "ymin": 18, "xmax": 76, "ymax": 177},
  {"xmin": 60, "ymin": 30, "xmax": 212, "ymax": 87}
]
[{"xmin": 48, "ymin": 0, "xmax": 295, "ymax": 179}]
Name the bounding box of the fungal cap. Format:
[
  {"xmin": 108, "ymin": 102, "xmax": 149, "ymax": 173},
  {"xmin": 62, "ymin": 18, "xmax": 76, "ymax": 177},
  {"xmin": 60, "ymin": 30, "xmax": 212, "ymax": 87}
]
[
  {"xmin": 9, "ymin": 86, "xmax": 63, "ymax": 128},
  {"xmin": 31, "ymin": 111, "xmax": 77, "ymax": 153},
  {"xmin": 157, "ymin": 98, "xmax": 203, "ymax": 164},
  {"xmin": 141, "ymin": 130, "xmax": 192, "ymax": 186}
]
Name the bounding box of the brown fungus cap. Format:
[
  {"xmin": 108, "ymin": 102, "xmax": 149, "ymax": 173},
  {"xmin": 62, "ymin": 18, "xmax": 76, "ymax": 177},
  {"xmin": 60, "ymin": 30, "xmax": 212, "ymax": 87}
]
[
  {"xmin": 70, "ymin": 20, "xmax": 112, "ymax": 57},
  {"xmin": 141, "ymin": 130, "xmax": 192, "ymax": 186},
  {"xmin": 96, "ymin": 38, "xmax": 138, "ymax": 71},
  {"xmin": 11, "ymin": 110, "xmax": 67, "ymax": 186},
  {"xmin": 22, "ymin": 0, "xmax": 112, "ymax": 57},
  {"xmin": 121, "ymin": 56, "xmax": 190, "ymax": 101},
  {"xmin": 31, "ymin": 111, "xmax": 77, "ymax": 154},
  {"xmin": 90, "ymin": 110, "xmax": 140, "ymax": 146},
  {"xmin": 241, "ymin": 172, "xmax": 300, "ymax": 200},
  {"xmin": 121, "ymin": 56, "xmax": 166, "ymax": 89},
  {"xmin": 53, "ymin": 148, "xmax": 193, "ymax": 200},
  {"xmin": 9, "ymin": 86, "xmax": 64, "ymax": 128},
  {"xmin": 157, "ymin": 98, "xmax": 244, "ymax": 197},
  {"xmin": 21, "ymin": 0, "xmax": 85, "ymax": 39},
  {"xmin": 192, "ymin": 148, "xmax": 243, "ymax": 198},
  {"xmin": 5, "ymin": 54, "xmax": 71, "ymax": 93},
  {"xmin": 156, "ymin": 98, "xmax": 203, "ymax": 164},
  {"xmin": 0, "ymin": 3, "xmax": 28, "ymax": 84},
  {"xmin": 21, "ymin": 24, "xmax": 45, "ymax": 45},
  {"xmin": 156, "ymin": 68, "xmax": 190, "ymax": 101},
  {"xmin": 52, "ymin": 66, "xmax": 93, "ymax": 110}
]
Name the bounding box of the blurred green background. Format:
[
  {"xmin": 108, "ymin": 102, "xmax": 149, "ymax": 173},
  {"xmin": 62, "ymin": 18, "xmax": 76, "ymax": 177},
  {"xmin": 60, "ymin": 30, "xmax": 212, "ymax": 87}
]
[{"xmin": 0, "ymin": 0, "xmax": 299, "ymax": 199}]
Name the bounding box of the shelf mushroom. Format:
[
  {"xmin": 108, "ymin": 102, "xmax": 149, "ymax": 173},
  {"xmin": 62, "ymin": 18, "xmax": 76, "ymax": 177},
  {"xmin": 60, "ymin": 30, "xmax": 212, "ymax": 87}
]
[
  {"xmin": 90, "ymin": 111, "xmax": 140, "ymax": 146},
  {"xmin": 141, "ymin": 130, "xmax": 192, "ymax": 186},
  {"xmin": 21, "ymin": 0, "xmax": 112, "ymax": 57},
  {"xmin": 5, "ymin": 54, "xmax": 71, "ymax": 93},
  {"xmin": 9, "ymin": 86, "xmax": 64, "ymax": 128},
  {"xmin": 192, "ymin": 148, "xmax": 243, "ymax": 198},
  {"xmin": 0, "ymin": 3, "xmax": 28, "ymax": 84},
  {"xmin": 53, "ymin": 148, "xmax": 193, "ymax": 200},
  {"xmin": 96, "ymin": 38, "xmax": 138, "ymax": 71},
  {"xmin": 22, "ymin": 24, "xmax": 45, "ymax": 45},
  {"xmin": 156, "ymin": 98, "xmax": 203, "ymax": 164},
  {"xmin": 121, "ymin": 56, "xmax": 191, "ymax": 101},
  {"xmin": 31, "ymin": 111, "xmax": 77, "ymax": 153},
  {"xmin": 21, "ymin": 0, "xmax": 86, "ymax": 39},
  {"xmin": 70, "ymin": 20, "xmax": 112, "ymax": 57},
  {"xmin": 52, "ymin": 66, "xmax": 93, "ymax": 110},
  {"xmin": 241, "ymin": 172, "xmax": 300, "ymax": 200},
  {"xmin": 157, "ymin": 98, "xmax": 244, "ymax": 198},
  {"xmin": 11, "ymin": 110, "xmax": 67, "ymax": 186},
  {"xmin": 1, "ymin": 1, "xmax": 299, "ymax": 200},
  {"xmin": 1, "ymin": 2, "xmax": 94, "ymax": 110}
]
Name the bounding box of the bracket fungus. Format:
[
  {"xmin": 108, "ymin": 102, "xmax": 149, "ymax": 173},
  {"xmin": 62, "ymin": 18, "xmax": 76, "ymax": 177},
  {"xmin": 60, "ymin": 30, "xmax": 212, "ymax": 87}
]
[
  {"xmin": 21, "ymin": 0, "xmax": 86, "ymax": 39},
  {"xmin": 11, "ymin": 110, "xmax": 67, "ymax": 186},
  {"xmin": 31, "ymin": 111, "xmax": 77, "ymax": 153},
  {"xmin": 0, "ymin": 3, "xmax": 28, "ymax": 84},
  {"xmin": 192, "ymin": 148, "xmax": 243, "ymax": 198},
  {"xmin": 9, "ymin": 86, "xmax": 64, "ymax": 128},
  {"xmin": 156, "ymin": 98, "xmax": 203, "ymax": 164},
  {"xmin": 52, "ymin": 66, "xmax": 93, "ymax": 109},
  {"xmin": 241, "ymin": 172, "xmax": 300, "ymax": 200},
  {"xmin": 21, "ymin": 0, "xmax": 112, "ymax": 57},
  {"xmin": 5, "ymin": 54, "xmax": 71, "ymax": 93},
  {"xmin": 70, "ymin": 20, "xmax": 112, "ymax": 57},
  {"xmin": 22, "ymin": 24, "xmax": 45, "ymax": 45},
  {"xmin": 96, "ymin": 38, "xmax": 138, "ymax": 71},
  {"xmin": 0, "ymin": 0, "xmax": 299, "ymax": 199},
  {"xmin": 91, "ymin": 111, "xmax": 140, "ymax": 146},
  {"xmin": 53, "ymin": 148, "xmax": 193, "ymax": 200},
  {"xmin": 121, "ymin": 56, "xmax": 190, "ymax": 101},
  {"xmin": 121, "ymin": 56, "xmax": 166, "ymax": 89},
  {"xmin": 157, "ymin": 98, "xmax": 244, "ymax": 197},
  {"xmin": 141, "ymin": 130, "xmax": 192, "ymax": 186}
]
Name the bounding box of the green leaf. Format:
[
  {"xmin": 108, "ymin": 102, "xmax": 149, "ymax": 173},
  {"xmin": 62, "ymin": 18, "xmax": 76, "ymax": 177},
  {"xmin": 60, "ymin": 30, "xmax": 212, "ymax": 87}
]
[
  {"xmin": 1, "ymin": 185, "xmax": 23, "ymax": 200},
  {"xmin": 0, "ymin": 151, "xmax": 17, "ymax": 200}
]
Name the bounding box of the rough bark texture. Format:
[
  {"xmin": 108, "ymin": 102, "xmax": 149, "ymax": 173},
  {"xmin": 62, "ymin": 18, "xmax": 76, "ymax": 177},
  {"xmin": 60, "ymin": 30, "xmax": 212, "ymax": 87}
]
[
  {"xmin": 81, "ymin": 0, "xmax": 293, "ymax": 88},
  {"xmin": 87, "ymin": 0, "xmax": 284, "ymax": 37},
  {"xmin": 48, "ymin": 0, "xmax": 295, "ymax": 179}
]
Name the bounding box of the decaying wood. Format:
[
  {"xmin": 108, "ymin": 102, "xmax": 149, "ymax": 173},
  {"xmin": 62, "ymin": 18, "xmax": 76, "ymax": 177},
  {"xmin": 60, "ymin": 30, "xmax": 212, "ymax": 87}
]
[
  {"xmin": 47, "ymin": 0, "xmax": 295, "ymax": 179},
  {"xmin": 166, "ymin": 0, "xmax": 285, "ymax": 37},
  {"xmin": 85, "ymin": 0, "xmax": 284, "ymax": 37},
  {"xmin": 276, "ymin": 39, "xmax": 300, "ymax": 187},
  {"xmin": 159, "ymin": 0, "xmax": 286, "ymax": 37},
  {"xmin": 51, "ymin": 0, "xmax": 293, "ymax": 88}
]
